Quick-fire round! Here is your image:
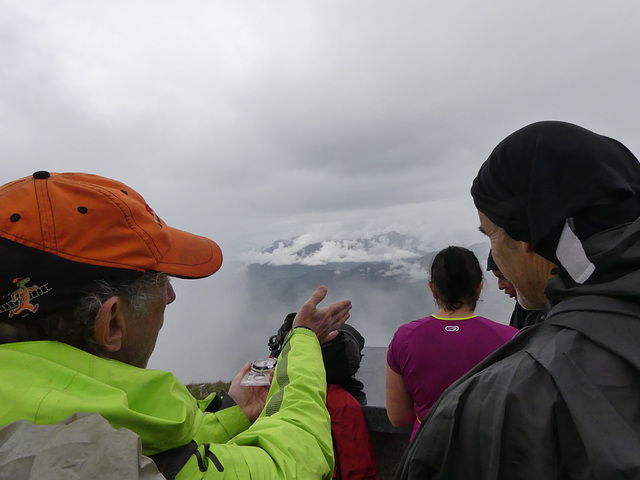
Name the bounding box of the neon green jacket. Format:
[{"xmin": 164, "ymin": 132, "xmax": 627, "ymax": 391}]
[{"xmin": 0, "ymin": 328, "xmax": 334, "ymax": 479}]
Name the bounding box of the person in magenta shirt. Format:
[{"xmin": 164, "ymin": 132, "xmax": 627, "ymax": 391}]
[{"xmin": 386, "ymin": 246, "xmax": 517, "ymax": 439}]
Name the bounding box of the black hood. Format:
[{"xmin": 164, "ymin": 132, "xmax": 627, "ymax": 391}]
[
  {"xmin": 472, "ymin": 121, "xmax": 640, "ymax": 265},
  {"xmin": 546, "ymin": 216, "xmax": 640, "ymax": 307}
]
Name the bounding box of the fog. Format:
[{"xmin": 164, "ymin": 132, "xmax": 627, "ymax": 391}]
[
  {"xmin": 3, "ymin": 1, "xmax": 639, "ymax": 382},
  {"xmin": 150, "ymin": 242, "xmax": 515, "ymax": 383}
]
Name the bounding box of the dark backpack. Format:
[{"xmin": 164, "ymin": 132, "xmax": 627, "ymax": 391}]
[{"xmin": 269, "ymin": 313, "xmax": 365, "ymax": 386}]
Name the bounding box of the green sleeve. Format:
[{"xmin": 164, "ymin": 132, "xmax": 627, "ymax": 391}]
[
  {"xmin": 193, "ymin": 405, "xmax": 251, "ymax": 445},
  {"xmin": 176, "ymin": 328, "xmax": 333, "ymax": 479}
]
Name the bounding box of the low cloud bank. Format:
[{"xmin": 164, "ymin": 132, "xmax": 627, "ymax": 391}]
[{"xmin": 242, "ymin": 231, "xmax": 427, "ymax": 266}]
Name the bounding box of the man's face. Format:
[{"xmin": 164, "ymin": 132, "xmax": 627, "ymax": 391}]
[
  {"xmin": 118, "ymin": 276, "xmax": 176, "ymax": 368},
  {"xmin": 491, "ymin": 269, "xmax": 517, "ymax": 299},
  {"xmin": 478, "ymin": 211, "xmax": 553, "ymax": 310}
]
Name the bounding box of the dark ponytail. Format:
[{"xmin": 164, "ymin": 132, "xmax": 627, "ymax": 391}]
[{"xmin": 430, "ymin": 246, "xmax": 483, "ymax": 312}]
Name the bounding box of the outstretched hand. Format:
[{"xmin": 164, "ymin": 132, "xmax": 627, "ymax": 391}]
[{"xmin": 293, "ymin": 286, "xmax": 352, "ymax": 344}]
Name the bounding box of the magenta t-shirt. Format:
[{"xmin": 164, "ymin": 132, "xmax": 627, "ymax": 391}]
[{"xmin": 387, "ymin": 315, "xmax": 517, "ymax": 437}]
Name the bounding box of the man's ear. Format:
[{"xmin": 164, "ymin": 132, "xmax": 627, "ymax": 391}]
[{"xmin": 94, "ymin": 296, "xmax": 125, "ymax": 353}]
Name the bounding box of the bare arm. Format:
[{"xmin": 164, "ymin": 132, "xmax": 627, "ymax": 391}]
[{"xmin": 386, "ymin": 364, "xmax": 415, "ymax": 427}]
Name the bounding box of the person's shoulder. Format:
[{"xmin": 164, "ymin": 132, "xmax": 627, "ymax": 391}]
[
  {"xmin": 473, "ymin": 315, "xmax": 510, "ymax": 325},
  {"xmin": 395, "ymin": 316, "xmax": 433, "ymax": 332},
  {"xmin": 474, "ymin": 316, "xmax": 518, "ymax": 333},
  {"xmin": 389, "ymin": 317, "xmax": 435, "ymax": 348}
]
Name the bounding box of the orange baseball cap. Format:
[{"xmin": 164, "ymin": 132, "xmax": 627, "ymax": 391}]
[{"xmin": 0, "ymin": 171, "xmax": 223, "ymax": 278}]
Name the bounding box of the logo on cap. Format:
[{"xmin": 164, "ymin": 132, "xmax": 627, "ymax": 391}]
[
  {"xmin": 145, "ymin": 204, "xmax": 163, "ymax": 227},
  {"xmin": 0, "ymin": 277, "xmax": 52, "ymax": 319}
]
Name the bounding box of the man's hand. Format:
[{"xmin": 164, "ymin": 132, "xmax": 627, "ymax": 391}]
[
  {"xmin": 293, "ymin": 286, "xmax": 352, "ymax": 344},
  {"xmin": 228, "ymin": 363, "xmax": 271, "ymax": 423}
]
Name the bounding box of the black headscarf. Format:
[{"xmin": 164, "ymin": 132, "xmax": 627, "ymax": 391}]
[{"xmin": 471, "ymin": 121, "xmax": 640, "ymax": 266}]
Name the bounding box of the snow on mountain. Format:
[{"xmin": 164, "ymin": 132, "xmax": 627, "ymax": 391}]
[{"xmin": 243, "ymin": 231, "xmax": 427, "ymax": 267}]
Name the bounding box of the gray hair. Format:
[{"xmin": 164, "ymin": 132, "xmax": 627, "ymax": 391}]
[{"xmin": 0, "ymin": 272, "xmax": 169, "ymax": 355}]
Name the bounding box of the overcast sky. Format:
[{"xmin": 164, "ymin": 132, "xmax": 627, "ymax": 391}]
[{"xmin": 3, "ymin": 0, "xmax": 640, "ymax": 382}]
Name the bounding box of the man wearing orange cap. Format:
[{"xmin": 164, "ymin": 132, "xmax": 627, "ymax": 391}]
[{"xmin": 0, "ymin": 171, "xmax": 352, "ymax": 479}]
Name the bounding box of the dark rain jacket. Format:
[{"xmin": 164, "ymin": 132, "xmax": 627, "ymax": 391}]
[
  {"xmin": 508, "ymin": 303, "xmax": 547, "ymax": 330},
  {"xmin": 395, "ymin": 218, "xmax": 640, "ymax": 480}
]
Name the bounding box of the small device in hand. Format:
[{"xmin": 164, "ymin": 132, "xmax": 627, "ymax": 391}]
[{"xmin": 240, "ymin": 357, "xmax": 277, "ymax": 386}]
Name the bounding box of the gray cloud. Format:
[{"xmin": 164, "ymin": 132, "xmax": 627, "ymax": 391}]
[{"xmin": 3, "ymin": 0, "xmax": 640, "ymax": 381}]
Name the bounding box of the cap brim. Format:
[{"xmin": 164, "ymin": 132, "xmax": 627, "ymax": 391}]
[{"xmin": 155, "ymin": 226, "xmax": 223, "ymax": 279}]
